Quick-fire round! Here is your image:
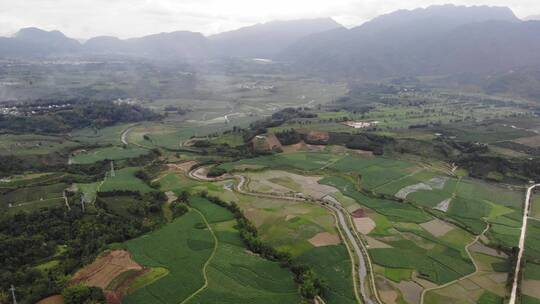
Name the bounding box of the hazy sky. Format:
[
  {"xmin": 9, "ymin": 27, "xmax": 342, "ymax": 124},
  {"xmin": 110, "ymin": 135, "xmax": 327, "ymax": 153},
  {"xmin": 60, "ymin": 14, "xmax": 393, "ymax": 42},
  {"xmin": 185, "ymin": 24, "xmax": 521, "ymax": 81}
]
[{"xmin": 1, "ymin": 0, "xmax": 539, "ymax": 39}]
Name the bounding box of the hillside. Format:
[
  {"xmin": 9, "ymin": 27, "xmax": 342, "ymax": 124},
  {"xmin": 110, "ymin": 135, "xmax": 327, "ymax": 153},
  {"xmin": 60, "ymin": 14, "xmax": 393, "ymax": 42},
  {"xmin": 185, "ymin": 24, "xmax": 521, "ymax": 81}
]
[
  {"xmin": 85, "ymin": 31, "xmax": 209, "ymax": 60},
  {"xmin": 209, "ymin": 18, "xmax": 343, "ymax": 59},
  {"xmin": 0, "ymin": 19, "xmax": 342, "ymax": 61},
  {"xmin": 0, "ymin": 27, "xmax": 82, "ymax": 57},
  {"xmin": 281, "ymin": 5, "xmax": 540, "ymax": 78}
]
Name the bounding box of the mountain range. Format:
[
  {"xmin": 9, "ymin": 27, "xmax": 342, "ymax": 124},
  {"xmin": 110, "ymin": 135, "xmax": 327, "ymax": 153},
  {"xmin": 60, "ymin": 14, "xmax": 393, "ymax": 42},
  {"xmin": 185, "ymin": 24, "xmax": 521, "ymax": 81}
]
[
  {"xmin": 2, "ymin": 4, "xmax": 540, "ymax": 79},
  {"xmin": 281, "ymin": 5, "xmax": 540, "ymax": 78},
  {"xmin": 0, "ymin": 18, "xmax": 339, "ymax": 61}
]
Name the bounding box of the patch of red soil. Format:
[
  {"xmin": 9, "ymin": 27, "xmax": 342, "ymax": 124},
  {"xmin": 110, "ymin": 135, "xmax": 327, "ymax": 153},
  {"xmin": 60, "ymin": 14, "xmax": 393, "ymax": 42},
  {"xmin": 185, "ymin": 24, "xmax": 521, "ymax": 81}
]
[
  {"xmin": 37, "ymin": 295, "xmax": 64, "ymax": 304},
  {"xmin": 71, "ymin": 250, "xmax": 142, "ymax": 289},
  {"xmin": 306, "ymin": 131, "xmax": 329, "ymax": 143},
  {"xmin": 352, "ymin": 208, "xmax": 368, "ymax": 218},
  {"xmin": 251, "ymin": 134, "xmax": 283, "ymax": 152}
]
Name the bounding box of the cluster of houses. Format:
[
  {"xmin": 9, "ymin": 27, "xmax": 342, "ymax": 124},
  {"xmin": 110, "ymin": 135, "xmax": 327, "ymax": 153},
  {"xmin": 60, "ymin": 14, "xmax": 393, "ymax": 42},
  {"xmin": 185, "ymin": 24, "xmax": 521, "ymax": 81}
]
[
  {"xmin": 0, "ymin": 103, "xmax": 71, "ymax": 116},
  {"xmin": 341, "ymin": 120, "xmax": 379, "ymax": 129}
]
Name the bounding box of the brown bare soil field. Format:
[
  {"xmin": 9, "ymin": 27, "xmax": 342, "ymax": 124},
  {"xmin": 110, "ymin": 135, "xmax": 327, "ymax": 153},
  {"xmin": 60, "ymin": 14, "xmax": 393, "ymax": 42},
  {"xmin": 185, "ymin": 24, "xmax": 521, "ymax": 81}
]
[
  {"xmin": 297, "ymin": 129, "xmax": 329, "ymax": 143},
  {"xmin": 376, "ymin": 277, "xmax": 399, "ymax": 304},
  {"xmin": 330, "ymin": 145, "xmax": 373, "ymax": 156},
  {"xmin": 281, "ymin": 141, "xmax": 304, "ymax": 153},
  {"xmin": 515, "ymin": 135, "xmax": 540, "ymax": 147},
  {"xmin": 488, "ymin": 273, "xmax": 508, "ymax": 284},
  {"xmin": 354, "ymin": 217, "xmax": 376, "ymax": 234},
  {"xmin": 247, "ymin": 170, "xmax": 337, "ymax": 199},
  {"xmin": 393, "ymin": 280, "xmax": 423, "ymax": 304},
  {"xmin": 71, "ymin": 250, "xmax": 143, "ymax": 289},
  {"xmin": 251, "ymin": 134, "xmax": 282, "ymax": 152},
  {"xmin": 265, "ymin": 134, "xmax": 282, "ymax": 150},
  {"xmin": 352, "ymin": 208, "xmax": 368, "ymax": 218},
  {"xmin": 37, "ymin": 295, "xmax": 64, "ymax": 304},
  {"xmin": 419, "ymin": 219, "xmax": 454, "ymax": 237},
  {"xmin": 281, "ymin": 141, "xmax": 326, "ymax": 153},
  {"xmin": 167, "ymin": 160, "xmax": 198, "ymax": 173},
  {"xmin": 522, "ymin": 280, "xmax": 540, "ymax": 299},
  {"xmin": 308, "ymin": 232, "xmax": 341, "ymax": 247},
  {"xmin": 366, "ymin": 236, "xmax": 392, "ymax": 249},
  {"xmin": 469, "ymin": 243, "xmax": 508, "ymax": 258},
  {"xmin": 305, "ymin": 144, "xmax": 326, "ymax": 152}
]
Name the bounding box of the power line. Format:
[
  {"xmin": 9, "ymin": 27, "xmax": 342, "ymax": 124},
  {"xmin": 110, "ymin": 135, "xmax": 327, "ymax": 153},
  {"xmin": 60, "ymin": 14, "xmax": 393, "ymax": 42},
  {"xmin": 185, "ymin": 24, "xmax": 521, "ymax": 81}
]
[{"xmin": 80, "ymin": 195, "xmax": 85, "ymax": 213}]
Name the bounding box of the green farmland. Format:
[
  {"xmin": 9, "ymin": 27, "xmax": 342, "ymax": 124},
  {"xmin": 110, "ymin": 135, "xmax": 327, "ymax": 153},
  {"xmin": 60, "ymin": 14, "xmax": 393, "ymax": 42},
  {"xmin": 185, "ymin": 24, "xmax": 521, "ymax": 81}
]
[
  {"xmin": 99, "ymin": 167, "xmax": 153, "ymax": 193},
  {"xmin": 70, "ymin": 146, "xmax": 149, "ymax": 164},
  {"xmin": 123, "ymin": 209, "xmax": 213, "ymax": 304},
  {"xmin": 124, "ymin": 197, "xmax": 300, "ymax": 304}
]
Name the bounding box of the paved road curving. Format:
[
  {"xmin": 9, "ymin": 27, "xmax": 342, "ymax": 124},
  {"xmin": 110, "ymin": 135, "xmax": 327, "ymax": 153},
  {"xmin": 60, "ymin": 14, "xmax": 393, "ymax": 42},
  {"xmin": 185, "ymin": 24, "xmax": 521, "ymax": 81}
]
[
  {"xmin": 509, "ymin": 183, "xmax": 540, "ymax": 304},
  {"xmin": 187, "ymin": 166, "xmax": 379, "ymax": 304},
  {"xmin": 120, "ymin": 125, "xmax": 133, "ymax": 145},
  {"xmin": 324, "ymin": 198, "xmax": 376, "ymax": 304}
]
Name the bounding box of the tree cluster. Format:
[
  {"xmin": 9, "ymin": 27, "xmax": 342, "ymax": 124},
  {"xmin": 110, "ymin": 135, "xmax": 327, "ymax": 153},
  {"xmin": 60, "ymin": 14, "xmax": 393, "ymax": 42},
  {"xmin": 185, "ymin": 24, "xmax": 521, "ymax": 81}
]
[
  {"xmin": 0, "ymin": 100, "xmax": 160, "ymax": 134},
  {"xmin": 0, "ymin": 205, "xmax": 147, "ymax": 303}
]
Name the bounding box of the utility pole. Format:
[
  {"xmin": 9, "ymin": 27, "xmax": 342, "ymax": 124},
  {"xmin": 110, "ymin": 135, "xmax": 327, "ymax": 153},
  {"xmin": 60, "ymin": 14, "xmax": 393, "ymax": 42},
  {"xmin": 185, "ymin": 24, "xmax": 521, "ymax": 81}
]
[
  {"xmin": 10, "ymin": 285, "xmax": 17, "ymax": 304},
  {"xmin": 80, "ymin": 195, "xmax": 85, "ymax": 213},
  {"xmin": 110, "ymin": 161, "xmax": 115, "ymax": 177}
]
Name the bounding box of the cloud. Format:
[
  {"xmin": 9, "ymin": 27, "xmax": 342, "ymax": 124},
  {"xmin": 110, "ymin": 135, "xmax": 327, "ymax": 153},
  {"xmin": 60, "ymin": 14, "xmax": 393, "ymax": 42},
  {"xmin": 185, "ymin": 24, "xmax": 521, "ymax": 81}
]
[{"xmin": 0, "ymin": 0, "xmax": 539, "ymax": 38}]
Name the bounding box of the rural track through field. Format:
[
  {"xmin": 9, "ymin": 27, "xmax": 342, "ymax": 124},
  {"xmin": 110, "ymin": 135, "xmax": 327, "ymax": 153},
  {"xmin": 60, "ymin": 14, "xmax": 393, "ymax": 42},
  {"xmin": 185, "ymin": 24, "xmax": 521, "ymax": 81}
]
[
  {"xmin": 62, "ymin": 190, "xmax": 71, "ymax": 211},
  {"xmin": 179, "ymin": 208, "xmax": 219, "ymax": 304},
  {"xmin": 120, "ymin": 123, "xmax": 153, "ymax": 149},
  {"xmin": 419, "ymin": 220, "xmax": 491, "ymax": 304},
  {"xmin": 508, "ymin": 183, "xmax": 540, "ymax": 304},
  {"xmin": 187, "ymin": 166, "xmax": 381, "ymax": 304},
  {"xmin": 121, "ymin": 125, "xmax": 135, "ymax": 145}
]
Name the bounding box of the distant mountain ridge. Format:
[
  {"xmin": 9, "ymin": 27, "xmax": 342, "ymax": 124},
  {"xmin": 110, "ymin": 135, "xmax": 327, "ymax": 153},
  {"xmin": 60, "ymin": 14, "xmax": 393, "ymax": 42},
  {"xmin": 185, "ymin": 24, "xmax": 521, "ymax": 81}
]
[
  {"xmin": 2, "ymin": 5, "xmax": 540, "ymax": 80},
  {"xmin": 86, "ymin": 31, "xmax": 208, "ymax": 59},
  {"xmin": 280, "ymin": 4, "xmax": 532, "ymax": 78},
  {"xmin": 209, "ymin": 18, "xmax": 343, "ymax": 58},
  {"xmin": 0, "ymin": 27, "xmax": 82, "ymax": 57},
  {"xmin": 0, "ymin": 18, "xmax": 342, "ymax": 60}
]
